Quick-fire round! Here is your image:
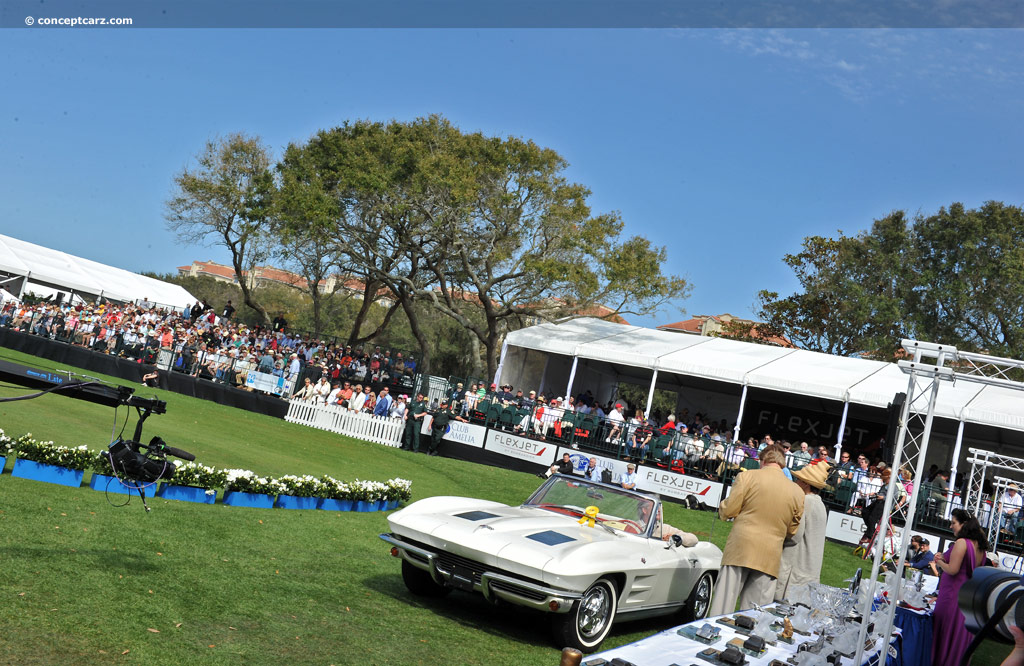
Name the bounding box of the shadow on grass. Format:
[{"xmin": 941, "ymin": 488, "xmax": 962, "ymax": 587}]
[
  {"xmin": 0, "ymin": 545, "xmax": 160, "ymax": 574},
  {"xmin": 362, "ymin": 573, "xmax": 684, "ymax": 650}
]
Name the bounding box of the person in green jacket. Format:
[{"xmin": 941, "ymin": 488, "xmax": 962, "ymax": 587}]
[
  {"xmin": 428, "ymin": 399, "xmax": 453, "ymax": 456},
  {"xmin": 404, "ymin": 392, "xmax": 428, "ymax": 452}
]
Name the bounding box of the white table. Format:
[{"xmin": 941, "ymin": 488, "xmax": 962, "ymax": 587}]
[{"xmin": 589, "ymin": 606, "xmax": 900, "ymax": 666}]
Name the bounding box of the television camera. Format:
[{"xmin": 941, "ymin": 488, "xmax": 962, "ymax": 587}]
[{"xmin": 0, "ymin": 357, "xmax": 194, "ymax": 511}]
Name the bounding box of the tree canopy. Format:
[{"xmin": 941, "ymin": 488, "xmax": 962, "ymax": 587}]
[
  {"xmin": 165, "ymin": 133, "xmax": 275, "ymax": 323},
  {"xmin": 274, "ymin": 116, "xmax": 687, "ymax": 376},
  {"xmin": 758, "ymin": 201, "xmax": 1024, "ymax": 360}
]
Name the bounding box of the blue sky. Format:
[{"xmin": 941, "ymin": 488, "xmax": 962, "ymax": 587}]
[{"xmin": 1, "ymin": 29, "xmax": 1021, "ymax": 327}]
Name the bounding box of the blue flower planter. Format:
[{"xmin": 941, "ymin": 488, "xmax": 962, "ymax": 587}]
[
  {"xmin": 89, "ymin": 473, "xmax": 156, "ymax": 496},
  {"xmin": 386, "ymin": 500, "xmax": 400, "ymax": 510},
  {"xmin": 12, "ymin": 458, "xmax": 84, "ymax": 487},
  {"xmin": 354, "ymin": 500, "xmax": 377, "ymax": 512},
  {"xmin": 157, "ymin": 483, "xmax": 216, "ymax": 504},
  {"xmin": 276, "ymin": 494, "xmax": 318, "ymax": 510},
  {"xmin": 0, "ymin": 455, "xmax": 5, "ymax": 472},
  {"xmin": 376, "ymin": 499, "xmax": 389, "ymax": 511},
  {"xmin": 318, "ymin": 498, "xmax": 354, "ymax": 512},
  {"xmin": 222, "ymin": 491, "xmax": 275, "ymax": 508}
]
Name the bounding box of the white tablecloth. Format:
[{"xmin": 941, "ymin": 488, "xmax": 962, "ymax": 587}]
[{"xmin": 590, "ymin": 606, "xmax": 900, "ymax": 666}]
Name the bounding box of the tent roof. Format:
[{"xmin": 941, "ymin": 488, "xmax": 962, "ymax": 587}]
[
  {"xmin": 0, "ymin": 234, "xmax": 197, "ymax": 309},
  {"xmin": 503, "ymin": 318, "xmax": 1024, "ymax": 433}
]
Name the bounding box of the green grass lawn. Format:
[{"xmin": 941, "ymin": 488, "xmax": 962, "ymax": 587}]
[{"xmin": 0, "ymin": 348, "xmax": 1010, "ymax": 665}]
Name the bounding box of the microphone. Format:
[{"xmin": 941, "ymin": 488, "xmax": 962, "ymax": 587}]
[{"xmin": 148, "ymin": 436, "xmax": 196, "ymax": 461}]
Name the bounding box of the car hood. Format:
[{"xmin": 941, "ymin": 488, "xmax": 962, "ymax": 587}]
[{"xmin": 388, "ymin": 496, "xmax": 627, "ymax": 578}]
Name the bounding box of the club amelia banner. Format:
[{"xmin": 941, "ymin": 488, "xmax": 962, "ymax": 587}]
[
  {"xmin": 556, "ymin": 447, "xmax": 725, "ymax": 508},
  {"xmin": 442, "ymin": 421, "xmax": 487, "ymax": 449},
  {"xmin": 484, "ymin": 431, "xmax": 558, "ymax": 466}
]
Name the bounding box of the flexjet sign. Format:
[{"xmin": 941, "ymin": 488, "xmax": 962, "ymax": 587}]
[
  {"xmin": 485, "ymin": 432, "xmax": 557, "ymax": 466},
  {"xmin": 639, "ymin": 469, "xmax": 724, "ymax": 507}
]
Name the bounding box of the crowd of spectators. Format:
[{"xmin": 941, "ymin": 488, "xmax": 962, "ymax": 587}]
[
  {"xmin": 6, "ymin": 295, "xmax": 1012, "ymax": 547},
  {"xmin": 0, "ymin": 297, "xmax": 419, "ymax": 397}
]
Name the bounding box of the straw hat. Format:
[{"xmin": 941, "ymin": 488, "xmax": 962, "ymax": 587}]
[{"xmin": 792, "ymin": 460, "xmax": 832, "ymax": 490}]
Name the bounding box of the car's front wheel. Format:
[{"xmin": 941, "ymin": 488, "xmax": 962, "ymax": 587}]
[
  {"xmin": 682, "ymin": 571, "xmax": 714, "ymax": 622},
  {"xmin": 401, "ymin": 559, "xmax": 451, "ymax": 597},
  {"xmin": 551, "ymin": 577, "xmax": 618, "ymax": 653}
]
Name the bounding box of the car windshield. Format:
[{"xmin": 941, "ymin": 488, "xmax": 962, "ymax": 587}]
[{"xmin": 525, "ymin": 476, "xmax": 656, "ymax": 536}]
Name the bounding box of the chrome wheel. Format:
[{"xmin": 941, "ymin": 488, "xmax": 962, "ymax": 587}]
[
  {"xmin": 684, "ymin": 572, "xmax": 715, "ymax": 621},
  {"xmin": 578, "ymin": 584, "xmax": 612, "ymax": 638},
  {"xmin": 552, "ymin": 577, "xmax": 618, "ymax": 653}
]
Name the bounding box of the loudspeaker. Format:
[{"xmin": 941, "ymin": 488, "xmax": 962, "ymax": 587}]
[{"xmin": 882, "ymin": 392, "xmax": 907, "ymax": 463}]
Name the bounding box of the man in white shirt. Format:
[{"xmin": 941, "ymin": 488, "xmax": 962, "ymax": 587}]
[
  {"xmin": 620, "ymin": 462, "xmax": 637, "ymax": 490},
  {"xmin": 1001, "ymin": 484, "xmax": 1023, "ymax": 534},
  {"xmin": 791, "ymin": 441, "xmax": 813, "ymax": 470},
  {"xmin": 326, "ymin": 382, "xmax": 344, "ymax": 406},
  {"xmin": 605, "ymin": 403, "xmax": 625, "ymax": 443},
  {"xmin": 349, "ymin": 385, "xmax": 368, "ymax": 411},
  {"xmin": 287, "ymin": 354, "xmax": 301, "ymax": 383}
]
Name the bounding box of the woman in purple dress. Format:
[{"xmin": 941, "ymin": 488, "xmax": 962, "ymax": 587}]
[{"xmin": 931, "ymin": 508, "xmax": 989, "ymax": 665}]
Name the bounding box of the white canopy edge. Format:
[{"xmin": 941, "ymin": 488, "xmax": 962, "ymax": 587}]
[
  {"xmin": 0, "ymin": 233, "xmax": 197, "ymax": 309},
  {"xmin": 503, "ymin": 318, "xmax": 1024, "ymax": 433}
]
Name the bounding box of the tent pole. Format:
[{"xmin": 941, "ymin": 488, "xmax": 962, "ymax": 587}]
[
  {"xmin": 644, "ymin": 370, "xmax": 659, "ymax": 419},
  {"xmin": 564, "ymin": 356, "xmax": 579, "ymax": 402},
  {"xmin": 492, "ymin": 341, "xmax": 508, "ymax": 387},
  {"xmin": 946, "ymin": 420, "xmax": 966, "ymax": 519},
  {"xmin": 732, "ymin": 384, "xmax": 748, "ymax": 442},
  {"xmin": 835, "ymin": 400, "xmax": 850, "ymax": 459}
]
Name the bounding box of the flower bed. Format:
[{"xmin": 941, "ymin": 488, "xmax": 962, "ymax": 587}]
[{"xmin": 2, "ymin": 432, "xmax": 412, "ymax": 510}]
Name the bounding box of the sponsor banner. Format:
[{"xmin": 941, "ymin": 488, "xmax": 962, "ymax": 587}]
[
  {"xmin": 990, "ymin": 551, "xmax": 1024, "ymax": 573},
  {"xmin": 824, "ymin": 511, "xmax": 944, "ymax": 550},
  {"xmin": 638, "ymin": 467, "xmax": 724, "ymax": 507},
  {"xmin": 485, "ymin": 431, "xmax": 557, "ymax": 466},
  {"xmin": 554, "ymin": 446, "xmax": 725, "ymax": 507},
  {"xmin": 246, "ymin": 371, "xmax": 291, "ymax": 396},
  {"xmin": 557, "ymin": 447, "xmax": 629, "ymax": 483},
  {"xmin": 443, "ymin": 421, "xmax": 487, "ymax": 449},
  {"xmin": 745, "ymin": 398, "xmax": 884, "ymax": 449}
]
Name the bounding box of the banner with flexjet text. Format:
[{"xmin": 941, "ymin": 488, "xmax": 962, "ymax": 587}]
[
  {"xmin": 485, "ymin": 431, "xmax": 558, "ymax": 466},
  {"xmin": 555, "ymin": 447, "xmax": 725, "ymax": 507},
  {"xmin": 824, "ymin": 510, "xmax": 944, "ymax": 551}
]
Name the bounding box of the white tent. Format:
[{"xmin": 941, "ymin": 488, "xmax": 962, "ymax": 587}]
[
  {"xmin": 0, "ymin": 233, "xmax": 197, "ymax": 309},
  {"xmin": 500, "ymin": 318, "xmax": 1024, "ymax": 436}
]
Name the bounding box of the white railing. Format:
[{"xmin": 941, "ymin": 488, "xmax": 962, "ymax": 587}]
[{"xmin": 285, "ymin": 399, "xmax": 404, "ymax": 448}]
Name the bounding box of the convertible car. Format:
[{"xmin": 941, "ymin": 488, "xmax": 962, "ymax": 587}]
[{"xmin": 380, "ymin": 474, "xmax": 722, "ymax": 652}]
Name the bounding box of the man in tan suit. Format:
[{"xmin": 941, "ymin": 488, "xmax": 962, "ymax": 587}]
[{"xmin": 710, "ymin": 444, "xmax": 804, "ymax": 615}]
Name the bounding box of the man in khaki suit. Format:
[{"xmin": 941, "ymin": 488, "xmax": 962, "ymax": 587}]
[{"xmin": 710, "ymin": 444, "xmax": 804, "ymax": 615}]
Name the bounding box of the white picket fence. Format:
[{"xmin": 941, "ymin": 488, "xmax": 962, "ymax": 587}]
[{"xmin": 285, "ymin": 399, "xmax": 404, "ymax": 447}]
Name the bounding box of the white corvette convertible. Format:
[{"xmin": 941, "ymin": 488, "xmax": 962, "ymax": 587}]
[{"xmin": 380, "ymin": 474, "xmax": 722, "ymax": 652}]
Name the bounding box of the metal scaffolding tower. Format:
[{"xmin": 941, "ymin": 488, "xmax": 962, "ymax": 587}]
[{"xmin": 853, "ymin": 340, "xmax": 1024, "ymax": 665}]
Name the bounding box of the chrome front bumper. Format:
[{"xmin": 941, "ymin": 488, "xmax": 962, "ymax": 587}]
[{"xmin": 380, "ymin": 533, "xmax": 582, "ymax": 613}]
